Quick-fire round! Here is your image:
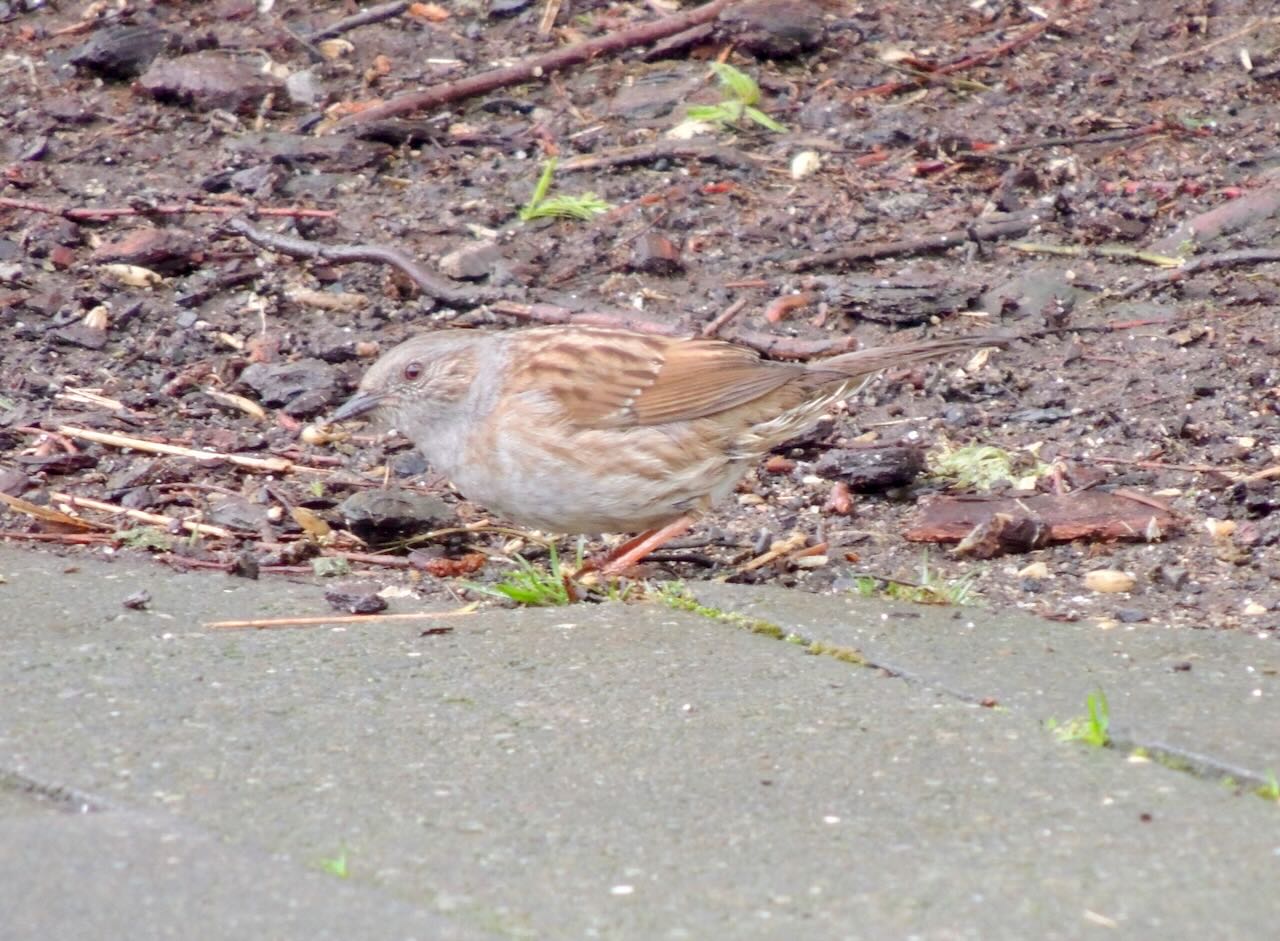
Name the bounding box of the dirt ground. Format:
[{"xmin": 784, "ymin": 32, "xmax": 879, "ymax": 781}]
[{"xmin": 1, "ymin": 0, "xmax": 1278, "ymax": 630}]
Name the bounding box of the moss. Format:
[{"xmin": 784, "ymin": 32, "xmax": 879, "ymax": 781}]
[{"xmin": 657, "ymin": 583, "xmax": 871, "ymax": 669}]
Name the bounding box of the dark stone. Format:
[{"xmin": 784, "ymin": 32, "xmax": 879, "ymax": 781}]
[
  {"xmin": 91, "ymin": 227, "xmax": 201, "ymax": 275},
  {"xmin": 720, "ymin": 0, "xmax": 827, "ymax": 58},
  {"xmin": 71, "ymin": 24, "xmax": 176, "ymax": 80},
  {"xmin": 630, "ymin": 233, "xmax": 684, "ymax": 275},
  {"xmin": 238, "ymin": 359, "xmax": 339, "ymax": 409},
  {"xmin": 324, "ymin": 581, "xmax": 388, "ymax": 615},
  {"xmin": 121, "ymin": 589, "xmax": 152, "ymax": 610},
  {"xmin": 339, "ymin": 489, "xmax": 453, "ymax": 543},
  {"xmin": 1152, "ymin": 565, "xmax": 1188, "ymax": 590},
  {"xmin": 488, "ymin": 0, "xmax": 533, "ymax": 17},
  {"xmin": 137, "ymin": 52, "xmax": 282, "ymax": 115},
  {"xmin": 812, "ymin": 446, "xmax": 924, "ymax": 492},
  {"xmin": 1115, "ymin": 608, "xmax": 1149, "ymax": 623},
  {"xmin": 207, "ymin": 494, "xmax": 269, "ymax": 531}
]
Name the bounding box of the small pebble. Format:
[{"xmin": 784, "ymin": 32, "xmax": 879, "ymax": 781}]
[{"xmin": 1084, "ymin": 569, "xmax": 1136, "ymax": 593}]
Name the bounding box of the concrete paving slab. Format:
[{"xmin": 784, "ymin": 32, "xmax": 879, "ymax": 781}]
[
  {"xmin": 690, "ymin": 582, "xmax": 1280, "ymax": 781},
  {"xmin": 2, "ymin": 546, "xmax": 1279, "ymax": 939},
  {"xmin": 0, "ymin": 785, "xmax": 490, "ymax": 940}
]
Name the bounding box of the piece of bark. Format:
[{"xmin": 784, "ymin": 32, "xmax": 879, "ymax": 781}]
[{"xmin": 905, "ymin": 490, "xmax": 1180, "ymax": 548}]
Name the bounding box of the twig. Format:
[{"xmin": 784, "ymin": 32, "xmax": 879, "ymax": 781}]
[
  {"xmin": 57, "ymin": 425, "xmax": 307, "ymax": 474},
  {"xmin": 47, "ymin": 491, "xmax": 239, "ymax": 539},
  {"xmin": 559, "ymin": 140, "xmax": 763, "ymax": 173},
  {"xmin": 1244, "ymin": 465, "xmax": 1280, "ymax": 483},
  {"xmin": 308, "ymin": 0, "xmax": 412, "ymax": 42},
  {"xmin": 333, "ymin": 0, "xmax": 733, "ymax": 129},
  {"xmin": 0, "ymin": 492, "xmax": 110, "ymax": 531},
  {"xmin": 224, "ymin": 217, "xmax": 488, "ymax": 307},
  {"xmin": 1152, "ymin": 182, "xmax": 1280, "ymax": 255},
  {"xmin": 205, "ymin": 608, "xmax": 476, "ymax": 630},
  {"xmin": 734, "ymin": 532, "xmax": 808, "ymax": 573},
  {"xmin": 0, "ymin": 531, "xmax": 114, "ymax": 544},
  {"xmin": 1009, "ymin": 241, "xmax": 1183, "ymax": 267},
  {"xmin": 1113, "ymin": 248, "xmax": 1280, "ymax": 299},
  {"xmin": 785, "ymin": 213, "xmax": 1042, "ymax": 272},
  {"xmin": 701, "ymin": 297, "xmax": 749, "ymax": 337},
  {"xmin": 1084, "ymin": 455, "xmax": 1241, "ymax": 476},
  {"xmin": 853, "ymin": 18, "xmax": 1054, "ymax": 98},
  {"xmin": 763, "ymin": 291, "xmax": 817, "ymax": 324},
  {"xmin": 0, "ymin": 197, "xmax": 334, "ymax": 222},
  {"xmin": 969, "ymin": 122, "xmax": 1171, "ymax": 158},
  {"xmin": 1150, "ymin": 16, "xmax": 1280, "ymax": 67},
  {"xmin": 538, "ymin": 0, "xmax": 563, "ymax": 37}
]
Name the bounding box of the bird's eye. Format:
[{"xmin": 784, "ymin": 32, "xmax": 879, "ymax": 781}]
[{"xmin": 403, "ymin": 362, "xmax": 423, "ymax": 381}]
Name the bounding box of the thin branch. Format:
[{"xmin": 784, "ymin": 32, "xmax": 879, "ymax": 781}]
[
  {"xmin": 0, "ymin": 197, "xmax": 334, "ymax": 222},
  {"xmin": 47, "ymin": 491, "xmax": 239, "ymax": 539},
  {"xmin": 307, "ymin": 0, "xmax": 412, "ymax": 42},
  {"xmin": 785, "ymin": 213, "xmax": 1042, "ymax": 272},
  {"xmin": 559, "ymin": 140, "xmax": 764, "ymax": 173},
  {"xmin": 205, "ymin": 608, "xmax": 476, "ymax": 630},
  {"xmin": 1113, "ymin": 248, "xmax": 1280, "ymax": 299},
  {"xmin": 853, "ymin": 17, "xmax": 1054, "ymax": 98},
  {"xmin": 333, "ymin": 0, "xmax": 734, "ymax": 129},
  {"xmin": 225, "ymin": 217, "xmax": 490, "ymax": 307},
  {"xmin": 57, "ymin": 425, "xmax": 310, "ymax": 474}
]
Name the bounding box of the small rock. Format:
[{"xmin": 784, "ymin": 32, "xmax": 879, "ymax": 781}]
[
  {"xmin": 630, "ymin": 233, "xmax": 683, "ymax": 276},
  {"xmin": 121, "ymin": 589, "xmax": 151, "ymax": 610},
  {"xmin": 790, "ymin": 150, "xmax": 821, "ymax": 180},
  {"xmin": 207, "ymin": 494, "xmax": 270, "ymax": 531},
  {"xmin": 1205, "ymin": 518, "xmax": 1236, "ymax": 540},
  {"xmin": 1084, "ymin": 569, "xmax": 1136, "ymax": 594},
  {"xmin": 1242, "ymin": 600, "xmax": 1269, "ymax": 616},
  {"xmin": 324, "ymin": 581, "xmax": 388, "ymax": 615},
  {"xmin": 137, "ymin": 52, "xmax": 282, "ymax": 115},
  {"xmin": 1009, "ymin": 407, "xmax": 1075, "ymax": 424},
  {"xmin": 812, "ymin": 446, "xmax": 924, "ymax": 492},
  {"xmin": 238, "ymin": 359, "xmax": 339, "ymax": 410},
  {"xmin": 954, "ymin": 512, "xmax": 1048, "ymax": 559},
  {"xmin": 438, "ymin": 240, "xmax": 503, "ymax": 280},
  {"xmin": 488, "ymin": 0, "xmax": 533, "ymax": 17},
  {"xmin": 339, "ymin": 489, "xmax": 453, "ymax": 543},
  {"xmin": 0, "ymin": 467, "xmax": 30, "ymax": 496},
  {"xmin": 720, "ymin": 0, "xmax": 827, "ymax": 58},
  {"xmin": 91, "ymin": 227, "xmax": 201, "ymax": 274},
  {"xmin": 1018, "ymin": 561, "xmax": 1049, "ymax": 579},
  {"xmin": 285, "ymin": 68, "xmax": 324, "ymax": 107},
  {"xmin": 1115, "ymin": 608, "xmax": 1149, "ymax": 623},
  {"xmin": 1152, "ymin": 564, "xmax": 1188, "ymax": 590},
  {"xmin": 70, "ymin": 24, "xmax": 176, "ymax": 80}
]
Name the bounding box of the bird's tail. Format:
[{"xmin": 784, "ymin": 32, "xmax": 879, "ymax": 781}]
[{"xmin": 810, "ymin": 333, "xmax": 1010, "ymax": 381}]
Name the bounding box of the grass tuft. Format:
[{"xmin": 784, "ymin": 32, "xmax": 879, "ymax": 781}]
[
  {"xmin": 519, "ymin": 158, "xmax": 610, "ymax": 222},
  {"xmin": 1048, "ymin": 689, "xmax": 1111, "ymax": 748},
  {"xmin": 684, "ymin": 62, "xmax": 787, "ymax": 133}
]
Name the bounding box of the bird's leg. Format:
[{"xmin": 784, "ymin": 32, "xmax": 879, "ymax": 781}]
[{"xmin": 591, "ymin": 515, "xmax": 698, "ymax": 576}]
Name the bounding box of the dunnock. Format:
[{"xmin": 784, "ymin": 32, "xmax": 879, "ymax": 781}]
[{"xmin": 332, "ymin": 326, "xmax": 1004, "ymax": 571}]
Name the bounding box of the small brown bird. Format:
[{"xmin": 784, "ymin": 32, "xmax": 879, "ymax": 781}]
[{"xmin": 332, "ymin": 325, "xmax": 1004, "ymax": 572}]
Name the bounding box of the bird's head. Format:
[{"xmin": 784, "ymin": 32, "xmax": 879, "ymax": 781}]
[{"xmin": 329, "ymin": 331, "xmax": 481, "ymax": 431}]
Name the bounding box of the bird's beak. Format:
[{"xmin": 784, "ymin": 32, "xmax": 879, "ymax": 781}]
[{"xmin": 330, "ymin": 391, "xmax": 385, "ymax": 423}]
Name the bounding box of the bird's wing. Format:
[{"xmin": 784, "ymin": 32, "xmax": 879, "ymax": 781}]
[{"xmin": 515, "ymin": 329, "xmax": 802, "ymax": 428}]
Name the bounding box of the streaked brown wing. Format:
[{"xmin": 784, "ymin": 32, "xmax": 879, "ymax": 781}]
[{"xmin": 517, "ymin": 328, "xmax": 802, "ymax": 428}]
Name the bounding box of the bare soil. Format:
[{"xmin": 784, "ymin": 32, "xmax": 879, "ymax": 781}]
[{"xmin": 2, "ymin": 0, "xmax": 1278, "ymax": 630}]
